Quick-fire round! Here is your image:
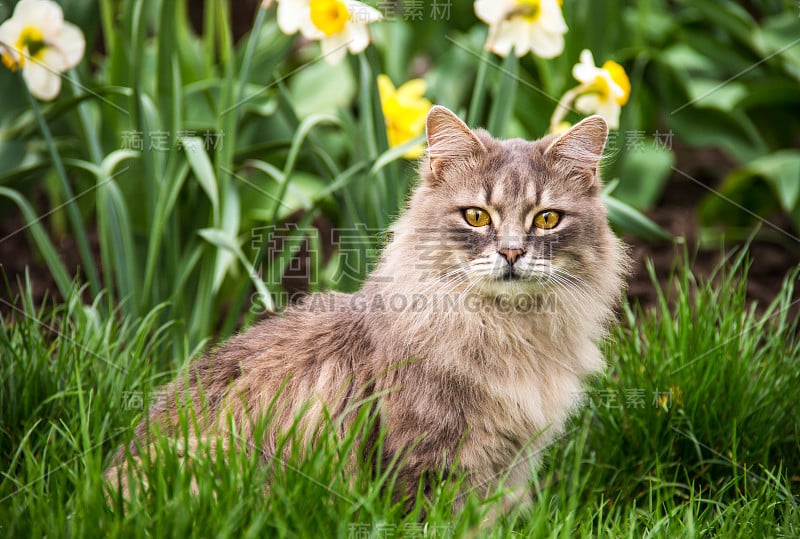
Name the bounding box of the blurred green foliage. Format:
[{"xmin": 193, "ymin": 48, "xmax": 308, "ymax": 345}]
[{"xmin": 638, "ymin": 1, "xmax": 800, "ymax": 239}]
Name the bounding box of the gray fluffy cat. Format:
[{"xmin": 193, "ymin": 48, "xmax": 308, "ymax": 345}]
[{"xmin": 108, "ymin": 106, "xmax": 628, "ymax": 513}]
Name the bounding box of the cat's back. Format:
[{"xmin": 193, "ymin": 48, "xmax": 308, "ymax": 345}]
[{"xmin": 220, "ymin": 290, "xmax": 375, "ymax": 387}]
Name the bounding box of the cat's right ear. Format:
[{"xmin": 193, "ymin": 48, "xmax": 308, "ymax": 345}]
[
  {"xmin": 426, "ymin": 106, "xmax": 487, "ymax": 180},
  {"xmin": 543, "ymin": 115, "xmax": 608, "ymax": 179}
]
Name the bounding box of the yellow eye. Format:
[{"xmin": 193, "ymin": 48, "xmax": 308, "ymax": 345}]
[
  {"xmin": 533, "ymin": 210, "xmax": 562, "ymax": 230},
  {"xmin": 464, "ymin": 207, "xmax": 491, "ymax": 227}
]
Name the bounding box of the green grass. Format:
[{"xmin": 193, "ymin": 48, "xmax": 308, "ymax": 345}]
[{"xmin": 1, "ymin": 252, "xmax": 798, "ymax": 537}]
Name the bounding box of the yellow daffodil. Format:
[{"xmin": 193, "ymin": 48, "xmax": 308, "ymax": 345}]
[
  {"xmin": 0, "ymin": 0, "xmax": 85, "ymax": 100},
  {"xmin": 571, "ymin": 49, "xmax": 630, "ymax": 129},
  {"xmin": 474, "ymin": 0, "xmax": 567, "ymax": 58},
  {"xmin": 377, "ymin": 75, "xmax": 432, "ymax": 159},
  {"xmin": 276, "ymin": 0, "xmax": 382, "ymax": 64}
]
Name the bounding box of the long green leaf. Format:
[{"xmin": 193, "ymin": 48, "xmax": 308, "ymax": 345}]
[
  {"xmin": 234, "ymin": 3, "xmax": 269, "ymax": 126},
  {"xmin": 487, "ymin": 52, "xmax": 519, "ymax": 137},
  {"xmin": 368, "ymin": 135, "xmax": 425, "ymax": 179},
  {"xmin": 182, "ymin": 137, "xmax": 220, "ymax": 225},
  {"xmin": 24, "ymin": 84, "xmax": 101, "ymax": 298},
  {"xmin": 97, "ymin": 180, "xmax": 138, "ymax": 312},
  {"xmin": 212, "ymin": 183, "xmax": 241, "ymax": 292},
  {"xmin": 741, "ymin": 150, "xmax": 800, "ymax": 212},
  {"xmin": 316, "ymin": 162, "xmax": 369, "ymax": 199},
  {"xmin": 141, "ymin": 162, "xmax": 190, "ymax": 304},
  {"xmin": 468, "ymin": 47, "xmax": 491, "ymax": 125},
  {"xmin": 2, "ymin": 87, "xmax": 134, "ymax": 140},
  {"xmin": 157, "ymin": 0, "xmax": 179, "ymax": 137},
  {"xmin": 602, "ymin": 193, "xmax": 672, "ymax": 242},
  {"xmin": 268, "ymin": 114, "xmax": 340, "ymax": 224},
  {"xmin": 198, "ymin": 228, "xmax": 274, "ymax": 312}
]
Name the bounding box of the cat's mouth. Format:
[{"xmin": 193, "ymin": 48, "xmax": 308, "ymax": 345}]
[{"xmin": 498, "ymin": 269, "xmax": 524, "ymax": 281}]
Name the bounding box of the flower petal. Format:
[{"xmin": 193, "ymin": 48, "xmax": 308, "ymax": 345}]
[
  {"xmin": 606, "ymin": 78, "xmax": 625, "ymax": 101},
  {"xmin": 575, "ymin": 93, "xmax": 600, "ymax": 115},
  {"xmin": 527, "ymin": 26, "xmax": 564, "ymax": 59},
  {"xmin": 345, "ymin": 21, "xmax": 370, "ymax": 54},
  {"xmin": 15, "ymin": 0, "xmax": 63, "ymax": 35},
  {"xmin": 596, "ymin": 100, "xmax": 621, "ymax": 129},
  {"xmin": 0, "ymin": 18, "xmax": 24, "ymax": 64},
  {"xmin": 277, "ymin": 0, "xmax": 309, "ymax": 34},
  {"xmin": 41, "ymin": 45, "xmax": 68, "ymax": 72},
  {"xmin": 298, "ymin": 6, "xmax": 326, "ymax": 39},
  {"xmin": 572, "ymin": 63, "xmax": 598, "ymax": 84},
  {"xmin": 489, "ymin": 19, "xmax": 530, "ymax": 57},
  {"xmin": 575, "ymin": 93, "xmax": 620, "ymax": 129},
  {"xmin": 396, "ymin": 78, "xmax": 426, "ymax": 101},
  {"xmin": 377, "ymin": 73, "xmax": 396, "ymax": 98},
  {"xmin": 50, "ymin": 21, "xmax": 85, "ymax": 69},
  {"xmin": 539, "ymin": 0, "xmax": 568, "ymax": 33},
  {"xmin": 572, "ymin": 50, "xmax": 599, "ymax": 83},
  {"xmin": 23, "ymin": 52, "xmax": 62, "ymax": 100},
  {"xmin": 0, "ymin": 18, "xmax": 23, "ymax": 44},
  {"xmin": 474, "ymin": 0, "xmax": 514, "ymax": 25},
  {"xmin": 320, "ymin": 33, "xmax": 349, "ymax": 64}
]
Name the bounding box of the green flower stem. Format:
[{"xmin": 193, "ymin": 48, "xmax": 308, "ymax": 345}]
[
  {"xmin": 535, "ymin": 55, "xmax": 556, "ymax": 98},
  {"xmin": 468, "ymin": 48, "xmax": 491, "ymax": 125},
  {"xmin": 24, "ymin": 82, "xmax": 102, "ymax": 297},
  {"xmin": 548, "ymin": 84, "xmax": 584, "ymax": 132}
]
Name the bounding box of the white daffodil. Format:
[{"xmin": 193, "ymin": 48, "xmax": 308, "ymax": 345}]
[
  {"xmin": 548, "ymin": 49, "xmax": 631, "ymax": 131},
  {"xmin": 276, "ymin": 0, "xmax": 382, "ymax": 64},
  {"xmin": 0, "ymin": 0, "xmax": 85, "ymax": 100},
  {"xmin": 474, "ymin": 0, "xmax": 567, "ymax": 58},
  {"xmin": 571, "ymin": 49, "xmax": 631, "ymax": 129}
]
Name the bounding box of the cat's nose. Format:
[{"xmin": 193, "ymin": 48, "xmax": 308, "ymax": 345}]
[{"xmin": 498, "ymin": 248, "xmax": 525, "ymax": 265}]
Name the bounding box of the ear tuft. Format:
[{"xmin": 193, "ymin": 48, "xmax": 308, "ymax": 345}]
[
  {"xmin": 426, "ymin": 106, "xmax": 487, "ymax": 179},
  {"xmin": 544, "ymin": 115, "xmax": 608, "ymax": 177}
]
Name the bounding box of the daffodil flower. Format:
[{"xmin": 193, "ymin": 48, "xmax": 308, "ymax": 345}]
[
  {"xmin": 571, "ymin": 49, "xmax": 630, "ymax": 128},
  {"xmin": 377, "ymin": 75, "xmax": 432, "ymax": 159},
  {"xmin": 474, "ymin": 0, "xmax": 567, "ymax": 58},
  {"xmin": 549, "ymin": 49, "xmax": 631, "ymax": 131},
  {"xmin": 0, "ymin": 0, "xmax": 85, "ymax": 100},
  {"xmin": 276, "ymin": 0, "xmax": 382, "ymax": 64}
]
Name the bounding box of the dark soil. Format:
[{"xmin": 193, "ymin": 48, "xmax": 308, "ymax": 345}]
[
  {"xmin": 625, "ymin": 145, "xmax": 800, "ymax": 319},
  {"xmin": 0, "ymin": 207, "xmax": 94, "ymax": 309}
]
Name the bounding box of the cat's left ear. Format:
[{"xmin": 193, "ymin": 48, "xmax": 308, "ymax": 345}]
[{"xmin": 544, "ymin": 115, "xmax": 608, "ymax": 182}]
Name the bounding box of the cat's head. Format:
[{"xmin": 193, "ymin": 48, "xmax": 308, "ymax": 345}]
[{"xmin": 394, "ymin": 105, "xmax": 625, "ymax": 302}]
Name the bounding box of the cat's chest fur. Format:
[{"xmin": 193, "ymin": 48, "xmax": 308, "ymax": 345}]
[
  {"xmin": 460, "ymin": 314, "xmax": 591, "ymax": 434},
  {"xmin": 379, "ymin": 306, "xmax": 597, "ymax": 461}
]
